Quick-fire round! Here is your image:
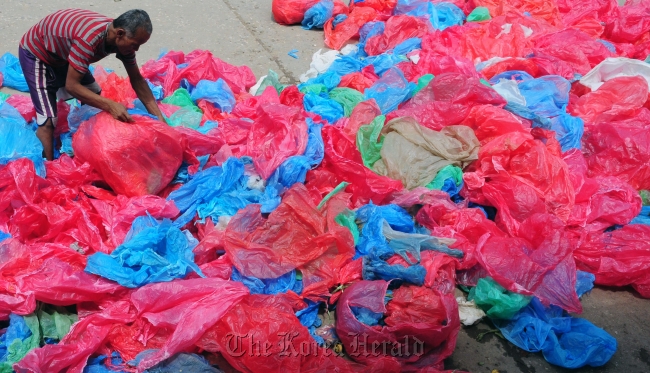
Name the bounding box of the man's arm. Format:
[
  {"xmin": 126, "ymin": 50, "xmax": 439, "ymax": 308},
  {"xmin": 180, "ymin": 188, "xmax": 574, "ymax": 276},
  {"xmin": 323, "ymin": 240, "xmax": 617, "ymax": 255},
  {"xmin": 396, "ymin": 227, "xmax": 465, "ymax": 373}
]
[
  {"xmin": 124, "ymin": 62, "xmax": 165, "ymax": 122},
  {"xmin": 65, "ymin": 65, "xmax": 133, "ymax": 122}
]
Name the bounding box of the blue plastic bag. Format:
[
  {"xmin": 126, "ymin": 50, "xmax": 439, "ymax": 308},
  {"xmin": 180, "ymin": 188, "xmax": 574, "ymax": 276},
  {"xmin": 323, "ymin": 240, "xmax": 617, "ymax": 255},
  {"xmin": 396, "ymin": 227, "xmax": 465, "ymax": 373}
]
[
  {"xmin": 0, "ymin": 231, "xmax": 10, "ymax": 243},
  {"xmin": 296, "ymin": 301, "xmax": 324, "ymax": 344},
  {"xmin": 630, "ymin": 206, "xmax": 650, "ymax": 225},
  {"xmin": 393, "ymin": 37, "xmax": 422, "ymax": 55},
  {"xmin": 356, "ymin": 203, "xmax": 416, "ymax": 258},
  {"xmin": 365, "ymin": 53, "xmax": 407, "ymax": 75},
  {"xmin": 364, "ymin": 67, "xmax": 415, "ymax": 114},
  {"xmin": 303, "ymin": 93, "xmax": 344, "ymax": 123},
  {"xmin": 0, "ymin": 102, "xmax": 46, "ymax": 177},
  {"xmin": 231, "ymin": 267, "xmax": 303, "ymax": 295},
  {"xmin": 362, "ymin": 257, "xmax": 427, "ymax": 285},
  {"xmin": 494, "ymin": 298, "xmax": 617, "ymax": 369},
  {"xmin": 575, "ymin": 270, "xmax": 596, "ymax": 298},
  {"xmin": 67, "ymin": 102, "xmax": 101, "ymax": 134},
  {"xmin": 147, "ymin": 80, "xmax": 164, "ymax": 101},
  {"xmin": 0, "ymin": 53, "xmax": 29, "ymax": 91},
  {"xmin": 432, "ymin": 2, "xmax": 466, "ymax": 30},
  {"xmin": 190, "ymin": 79, "xmax": 236, "ymax": 113},
  {"xmin": 84, "ymin": 353, "xmax": 126, "ymax": 373},
  {"xmin": 85, "ymin": 215, "xmax": 204, "ymax": 288},
  {"xmin": 167, "ymin": 157, "xmax": 263, "ymax": 227},
  {"xmin": 549, "ymin": 113, "xmax": 584, "ymax": 152},
  {"xmin": 517, "ymin": 76, "xmax": 570, "ymax": 118},
  {"xmin": 302, "ymin": 0, "xmax": 334, "ymax": 30}
]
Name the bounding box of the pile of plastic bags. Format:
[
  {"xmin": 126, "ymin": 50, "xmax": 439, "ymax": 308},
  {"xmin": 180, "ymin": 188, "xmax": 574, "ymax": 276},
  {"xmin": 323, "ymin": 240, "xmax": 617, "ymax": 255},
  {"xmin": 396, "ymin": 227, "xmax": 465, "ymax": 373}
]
[{"xmin": 2, "ymin": 0, "xmax": 650, "ymax": 371}]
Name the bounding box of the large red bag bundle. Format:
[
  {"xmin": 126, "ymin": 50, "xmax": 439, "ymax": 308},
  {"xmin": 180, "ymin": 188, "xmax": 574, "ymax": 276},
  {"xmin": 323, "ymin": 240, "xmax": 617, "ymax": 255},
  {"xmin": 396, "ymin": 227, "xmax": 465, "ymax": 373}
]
[{"xmin": 72, "ymin": 113, "xmax": 185, "ymax": 197}]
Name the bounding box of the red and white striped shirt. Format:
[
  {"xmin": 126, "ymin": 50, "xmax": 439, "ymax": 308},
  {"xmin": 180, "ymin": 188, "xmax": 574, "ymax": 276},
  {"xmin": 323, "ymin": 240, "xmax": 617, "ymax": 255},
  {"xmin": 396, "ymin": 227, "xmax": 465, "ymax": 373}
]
[{"xmin": 20, "ymin": 8, "xmax": 137, "ymax": 74}]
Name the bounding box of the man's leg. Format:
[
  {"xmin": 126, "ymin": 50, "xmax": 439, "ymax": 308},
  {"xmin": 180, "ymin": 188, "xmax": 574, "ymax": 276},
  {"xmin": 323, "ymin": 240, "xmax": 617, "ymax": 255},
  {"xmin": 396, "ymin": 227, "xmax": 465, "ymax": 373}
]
[
  {"xmin": 35, "ymin": 119, "xmax": 55, "ymax": 161},
  {"xmin": 18, "ymin": 47, "xmax": 58, "ymax": 161}
]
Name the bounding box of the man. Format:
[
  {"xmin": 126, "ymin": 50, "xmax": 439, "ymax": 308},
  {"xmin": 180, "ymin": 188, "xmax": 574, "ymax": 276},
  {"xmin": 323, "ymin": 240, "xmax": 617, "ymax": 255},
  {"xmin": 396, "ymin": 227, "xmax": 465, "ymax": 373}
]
[{"xmin": 19, "ymin": 8, "xmax": 165, "ymax": 160}]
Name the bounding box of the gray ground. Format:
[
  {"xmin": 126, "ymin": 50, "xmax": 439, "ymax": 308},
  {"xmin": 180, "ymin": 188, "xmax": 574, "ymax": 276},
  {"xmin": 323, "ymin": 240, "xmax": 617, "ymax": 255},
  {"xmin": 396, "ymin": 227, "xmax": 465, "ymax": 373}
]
[{"xmin": 1, "ymin": 1, "xmax": 649, "ymax": 372}]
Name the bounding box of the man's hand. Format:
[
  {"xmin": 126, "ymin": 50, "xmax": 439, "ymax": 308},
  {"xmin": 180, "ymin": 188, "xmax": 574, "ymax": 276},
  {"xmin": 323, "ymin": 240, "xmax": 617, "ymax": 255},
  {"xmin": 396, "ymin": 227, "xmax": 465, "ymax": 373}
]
[
  {"xmin": 124, "ymin": 63, "xmax": 166, "ymax": 123},
  {"xmin": 107, "ymin": 101, "xmax": 134, "ymax": 123}
]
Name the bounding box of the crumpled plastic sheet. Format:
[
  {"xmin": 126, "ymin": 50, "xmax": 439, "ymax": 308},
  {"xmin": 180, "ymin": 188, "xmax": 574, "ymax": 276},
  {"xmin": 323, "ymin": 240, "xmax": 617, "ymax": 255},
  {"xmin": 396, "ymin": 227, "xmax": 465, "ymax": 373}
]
[
  {"xmin": 0, "ymin": 53, "xmax": 28, "ymax": 92},
  {"xmin": 85, "ymin": 215, "xmax": 204, "ymax": 288},
  {"xmin": 493, "ymin": 297, "xmax": 617, "ymax": 369},
  {"xmin": 0, "ymin": 102, "xmax": 45, "ymax": 178}
]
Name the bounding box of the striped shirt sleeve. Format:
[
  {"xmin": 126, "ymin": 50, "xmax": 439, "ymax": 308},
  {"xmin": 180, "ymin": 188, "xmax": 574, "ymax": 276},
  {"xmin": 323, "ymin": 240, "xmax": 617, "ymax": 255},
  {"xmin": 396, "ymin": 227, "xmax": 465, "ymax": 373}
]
[{"xmin": 68, "ymin": 39, "xmax": 94, "ymax": 73}]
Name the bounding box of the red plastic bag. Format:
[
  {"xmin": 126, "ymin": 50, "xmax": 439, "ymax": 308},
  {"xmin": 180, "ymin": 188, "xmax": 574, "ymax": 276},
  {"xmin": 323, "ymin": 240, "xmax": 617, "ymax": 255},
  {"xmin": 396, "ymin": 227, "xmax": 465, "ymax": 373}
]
[
  {"xmin": 480, "ymin": 58, "xmax": 541, "ymax": 79},
  {"xmin": 463, "ymin": 132, "xmax": 575, "ymax": 233},
  {"xmin": 349, "ymin": 0, "xmax": 398, "ymax": 16},
  {"xmin": 72, "ymin": 113, "xmax": 186, "ymax": 197},
  {"xmin": 197, "ymin": 293, "xmax": 370, "ymax": 373},
  {"xmin": 325, "ymin": 7, "xmax": 379, "ymax": 50},
  {"xmin": 339, "ymin": 66, "xmax": 380, "ymax": 93},
  {"xmin": 476, "ymin": 213, "xmax": 582, "ymax": 313},
  {"xmin": 364, "ymin": 15, "xmax": 430, "ymax": 56},
  {"xmin": 574, "ymin": 224, "xmax": 650, "ymax": 298},
  {"xmin": 336, "ymin": 280, "xmax": 459, "ymax": 371},
  {"xmin": 531, "ymin": 29, "xmax": 614, "ymax": 75},
  {"xmin": 224, "ymin": 184, "xmax": 354, "ymax": 279},
  {"xmin": 272, "ymin": 0, "xmax": 320, "ymax": 24},
  {"xmin": 563, "ymin": 149, "xmax": 642, "ymax": 230},
  {"xmin": 460, "ymin": 105, "xmax": 531, "ymax": 144},
  {"xmin": 16, "ymin": 301, "xmax": 133, "ymax": 373},
  {"xmin": 131, "ymin": 278, "xmax": 249, "ymax": 371},
  {"xmin": 388, "ymin": 73, "xmax": 506, "ymax": 131},
  {"xmin": 403, "ymin": 55, "xmax": 481, "ymax": 81},
  {"xmin": 247, "ymin": 102, "xmax": 309, "ymax": 179},
  {"xmin": 342, "ymin": 99, "xmax": 382, "ymax": 141},
  {"xmin": 89, "ymin": 194, "xmax": 179, "ymax": 248},
  {"xmin": 314, "ymin": 125, "xmax": 403, "ymax": 206},
  {"xmin": 5, "ymin": 94, "xmax": 36, "ymax": 122},
  {"xmin": 468, "ymin": 0, "xmax": 562, "ymax": 25},
  {"xmin": 603, "ymin": 3, "xmax": 650, "ymax": 44},
  {"xmin": 568, "ymin": 76, "xmax": 648, "ymax": 123},
  {"xmin": 582, "ymin": 108, "xmax": 650, "ymax": 190},
  {"xmin": 177, "ymin": 50, "xmax": 256, "ymax": 95},
  {"xmin": 93, "ymin": 66, "xmax": 137, "ymax": 107},
  {"xmin": 460, "ymin": 17, "xmax": 530, "ymax": 63}
]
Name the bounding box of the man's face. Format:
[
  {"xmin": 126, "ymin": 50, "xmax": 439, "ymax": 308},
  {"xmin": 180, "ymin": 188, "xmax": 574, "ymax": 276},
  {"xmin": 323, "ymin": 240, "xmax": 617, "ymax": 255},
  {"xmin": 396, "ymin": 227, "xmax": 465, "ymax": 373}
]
[{"xmin": 115, "ymin": 27, "xmax": 150, "ymax": 55}]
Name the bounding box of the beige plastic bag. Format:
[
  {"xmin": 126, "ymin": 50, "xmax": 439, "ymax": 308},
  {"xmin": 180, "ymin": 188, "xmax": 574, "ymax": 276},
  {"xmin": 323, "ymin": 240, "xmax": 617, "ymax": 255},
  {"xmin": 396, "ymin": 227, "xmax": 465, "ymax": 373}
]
[{"xmin": 373, "ymin": 117, "xmax": 479, "ymax": 189}]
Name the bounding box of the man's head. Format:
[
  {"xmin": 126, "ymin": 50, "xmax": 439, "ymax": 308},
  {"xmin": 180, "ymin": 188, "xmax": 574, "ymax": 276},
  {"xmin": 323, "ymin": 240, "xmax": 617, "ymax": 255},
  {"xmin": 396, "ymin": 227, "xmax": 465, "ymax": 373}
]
[{"xmin": 112, "ymin": 9, "xmax": 152, "ymax": 55}]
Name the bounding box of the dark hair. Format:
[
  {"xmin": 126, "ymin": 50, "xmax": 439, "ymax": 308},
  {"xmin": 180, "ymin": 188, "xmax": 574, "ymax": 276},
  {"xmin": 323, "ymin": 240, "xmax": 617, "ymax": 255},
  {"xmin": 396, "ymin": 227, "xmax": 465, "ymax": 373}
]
[{"xmin": 113, "ymin": 9, "xmax": 152, "ymax": 36}]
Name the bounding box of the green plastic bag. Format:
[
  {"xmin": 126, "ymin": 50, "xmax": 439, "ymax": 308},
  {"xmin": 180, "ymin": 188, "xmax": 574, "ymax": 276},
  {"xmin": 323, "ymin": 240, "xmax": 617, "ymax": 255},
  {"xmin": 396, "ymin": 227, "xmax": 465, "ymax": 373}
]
[
  {"xmin": 38, "ymin": 307, "xmax": 77, "ymax": 341},
  {"xmin": 468, "ymin": 277, "xmax": 532, "ymax": 320},
  {"xmin": 356, "ymin": 115, "xmax": 386, "ymax": 169},
  {"xmin": 426, "ymin": 165, "xmax": 463, "ymax": 190},
  {"xmin": 162, "ymin": 88, "xmax": 202, "ymax": 112},
  {"xmin": 467, "ymin": 6, "xmax": 491, "ymax": 22},
  {"xmin": 300, "ymin": 83, "xmax": 329, "ymax": 96},
  {"xmin": 168, "ymin": 107, "xmax": 203, "ymax": 129},
  {"xmin": 640, "ymin": 190, "xmax": 650, "ymax": 206},
  {"xmin": 256, "ymin": 69, "xmax": 286, "ymax": 96},
  {"xmin": 329, "ymin": 87, "xmax": 364, "ymax": 117},
  {"xmin": 335, "ymin": 209, "xmax": 360, "ymax": 245},
  {"xmin": 415, "ymin": 74, "xmax": 434, "ymax": 94},
  {"xmin": 0, "ymin": 92, "xmax": 10, "ymax": 103}
]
